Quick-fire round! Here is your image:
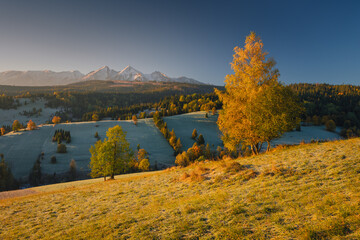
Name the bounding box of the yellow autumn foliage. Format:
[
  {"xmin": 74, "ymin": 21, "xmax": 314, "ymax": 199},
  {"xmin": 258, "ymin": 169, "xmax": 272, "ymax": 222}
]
[{"xmin": 216, "ymin": 32, "xmax": 302, "ymax": 154}]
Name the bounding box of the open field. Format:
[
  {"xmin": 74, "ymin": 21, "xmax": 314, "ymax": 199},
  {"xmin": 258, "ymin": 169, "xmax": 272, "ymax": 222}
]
[
  {"xmin": 0, "ymin": 98, "xmax": 59, "ymax": 127},
  {"xmin": 164, "ymin": 111, "xmax": 223, "ymax": 150},
  {"xmin": 0, "ymin": 118, "xmax": 174, "ymax": 181},
  {"xmin": 0, "ymin": 111, "xmax": 343, "ymax": 183},
  {"xmin": 1, "ymin": 138, "xmax": 359, "ymax": 239},
  {"xmin": 164, "ymin": 111, "xmax": 342, "ymax": 150}
]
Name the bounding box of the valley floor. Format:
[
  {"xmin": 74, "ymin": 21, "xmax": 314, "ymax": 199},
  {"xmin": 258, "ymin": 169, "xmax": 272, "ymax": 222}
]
[{"xmin": 1, "ymin": 138, "xmax": 359, "ymax": 239}]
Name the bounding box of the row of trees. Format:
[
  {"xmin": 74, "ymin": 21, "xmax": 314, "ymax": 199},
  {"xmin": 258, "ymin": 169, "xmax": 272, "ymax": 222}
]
[
  {"xmin": 41, "ymin": 83, "xmax": 217, "ymax": 122},
  {"xmin": 20, "ymin": 107, "xmax": 42, "ymax": 117},
  {"xmin": 0, "ymin": 116, "xmax": 61, "ymax": 136},
  {"xmin": 81, "ymin": 92, "xmax": 221, "ymax": 122},
  {"xmin": 153, "ymin": 111, "xmax": 182, "ymax": 155},
  {"xmin": 0, "ymin": 95, "xmax": 20, "ymax": 109},
  {"xmin": 290, "ymin": 83, "xmax": 360, "ymax": 137},
  {"xmin": 2, "ymin": 119, "xmax": 38, "ymax": 134}
]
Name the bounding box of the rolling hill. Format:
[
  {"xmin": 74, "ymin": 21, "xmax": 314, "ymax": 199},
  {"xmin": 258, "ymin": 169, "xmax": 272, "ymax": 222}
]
[
  {"xmin": 1, "ymin": 138, "xmax": 359, "ymax": 239},
  {"xmin": 0, "ymin": 80, "xmax": 219, "ymax": 96}
]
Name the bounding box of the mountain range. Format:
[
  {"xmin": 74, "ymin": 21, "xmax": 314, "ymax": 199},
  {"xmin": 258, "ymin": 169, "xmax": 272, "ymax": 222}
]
[{"xmin": 0, "ymin": 66, "xmax": 203, "ymax": 86}]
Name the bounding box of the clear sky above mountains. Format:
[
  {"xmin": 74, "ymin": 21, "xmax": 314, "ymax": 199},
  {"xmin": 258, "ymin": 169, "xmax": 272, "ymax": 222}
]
[{"xmin": 0, "ymin": 0, "xmax": 359, "ymax": 85}]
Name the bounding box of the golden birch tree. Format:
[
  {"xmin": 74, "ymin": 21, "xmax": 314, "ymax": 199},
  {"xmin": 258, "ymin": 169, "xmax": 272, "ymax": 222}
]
[{"xmin": 216, "ymin": 32, "xmax": 302, "ymax": 154}]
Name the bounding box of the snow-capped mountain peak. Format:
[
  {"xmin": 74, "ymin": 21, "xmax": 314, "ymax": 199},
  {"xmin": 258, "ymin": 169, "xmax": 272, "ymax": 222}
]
[
  {"xmin": 0, "ymin": 66, "xmax": 204, "ymax": 86},
  {"xmin": 82, "ymin": 66, "xmax": 118, "ymax": 81},
  {"xmin": 145, "ymin": 71, "xmax": 171, "ymax": 82},
  {"xmin": 115, "ymin": 66, "xmax": 147, "ymax": 81}
]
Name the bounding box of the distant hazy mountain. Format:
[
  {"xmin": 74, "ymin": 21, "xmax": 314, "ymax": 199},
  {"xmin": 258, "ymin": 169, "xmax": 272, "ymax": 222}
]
[
  {"xmin": 0, "ymin": 66, "xmax": 204, "ymax": 86},
  {"xmin": 0, "ymin": 70, "xmax": 84, "ymax": 86}
]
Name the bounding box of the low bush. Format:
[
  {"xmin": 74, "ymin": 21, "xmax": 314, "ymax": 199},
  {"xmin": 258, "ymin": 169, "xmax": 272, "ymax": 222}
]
[{"xmin": 57, "ymin": 144, "xmax": 67, "ymax": 153}]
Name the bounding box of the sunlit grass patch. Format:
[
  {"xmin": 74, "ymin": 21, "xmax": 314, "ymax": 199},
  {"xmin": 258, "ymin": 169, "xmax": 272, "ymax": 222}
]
[{"xmin": 1, "ymin": 138, "xmax": 360, "ymax": 239}]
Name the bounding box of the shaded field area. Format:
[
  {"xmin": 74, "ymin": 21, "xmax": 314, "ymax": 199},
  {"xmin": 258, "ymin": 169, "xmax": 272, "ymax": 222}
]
[
  {"xmin": 164, "ymin": 111, "xmax": 342, "ymax": 151},
  {"xmin": 164, "ymin": 111, "xmax": 222, "ymax": 150},
  {"xmin": 0, "ymin": 118, "xmax": 174, "ymax": 181},
  {"xmin": 0, "ymin": 98, "xmax": 59, "ymax": 127},
  {"xmin": 1, "ymin": 138, "xmax": 359, "ymax": 239}
]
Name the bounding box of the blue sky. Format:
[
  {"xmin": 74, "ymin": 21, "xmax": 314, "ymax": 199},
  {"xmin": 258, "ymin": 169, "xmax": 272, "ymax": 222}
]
[{"xmin": 0, "ymin": 0, "xmax": 359, "ymax": 85}]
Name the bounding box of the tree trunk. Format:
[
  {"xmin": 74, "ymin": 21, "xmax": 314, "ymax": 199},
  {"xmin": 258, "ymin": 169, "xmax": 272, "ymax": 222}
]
[
  {"xmin": 104, "ymin": 176, "xmax": 106, "ymax": 181},
  {"xmin": 110, "ymin": 173, "xmax": 114, "ymax": 179},
  {"xmin": 251, "ymin": 145, "xmax": 255, "ymax": 155},
  {"xmin": 251, "ymin": 144, "xmax": 258, "ymax": 155},
  {"xmin": 259, "ymin": 142, "xmax": 263, "ymax": 153},
  {"xmin": 267, "ymin": 141, "xmax": 271, "ymax": 152}
]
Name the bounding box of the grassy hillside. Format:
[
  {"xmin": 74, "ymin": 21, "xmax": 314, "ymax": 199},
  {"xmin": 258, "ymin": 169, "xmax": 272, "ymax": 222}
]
[{"xmin": 1, "ymin": 138, "xmax": 360, "ymax": 239}]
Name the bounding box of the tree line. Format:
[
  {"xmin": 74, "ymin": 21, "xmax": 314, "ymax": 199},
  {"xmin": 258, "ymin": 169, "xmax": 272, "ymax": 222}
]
[{"xmin": 290, "ymin": 83, "xmax": 360, "ymax": 137}]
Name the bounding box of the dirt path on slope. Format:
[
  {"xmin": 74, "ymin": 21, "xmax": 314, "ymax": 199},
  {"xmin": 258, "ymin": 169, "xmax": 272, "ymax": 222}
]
[{"xmin": 0, "ymin": 189, "xmax": 38, "ymax": 200}]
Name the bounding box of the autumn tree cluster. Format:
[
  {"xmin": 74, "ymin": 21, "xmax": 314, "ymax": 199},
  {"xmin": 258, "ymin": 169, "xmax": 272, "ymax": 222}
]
[
  {"xmin": 175, "ymin": 128, "xmax": 213, "ymax": 167},
  {"xmin": 175, "ymin": 142, "xmax": 212, "ymax": 167},
  {"xmin": 216, "ymin": 32, "xmax": 302, "ymax": 155},
  {"xmin": 129, "ymin": 148, "xmax": 150, "ymax": 172}
]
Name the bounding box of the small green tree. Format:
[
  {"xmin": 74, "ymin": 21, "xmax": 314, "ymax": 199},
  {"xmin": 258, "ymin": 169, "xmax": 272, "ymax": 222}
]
[
  {"xmin": 197, "ymin": 134, "xmax": 205, "ymax": 145},
  {"xmin": 137, "ymin": 148, "xmax": 148, "ymax": 160},
  {"xmin": 175, "ymin": 152, "xmax": 189, "ymax": 167},
  {"xmin": 69, "ymin": 159, "xmax": 76, "ymax": 180},
  {"xmin": 137, "ymin": 148, "xmax": 150, "ymax": 171},
  {"xmin": 57, "ymin": 143, "xmax": 67, "ymax": 153},
  {"xmin": 191, "ymin": 129, "xmax": 198, "ymax": 139},
  {"xmin": 0, "ymin": 154, "xmax": 19, "ymax": 191},
  {"xmin": 138, "ymin": 158, "xmax": 150, "ymax": 171},
  {"xmin": 92, "ymin": 113, "xmax": 99, "ymax": 121},
  {"xmin": 51, "ymin": 156, "xmax": 56, "ymax": 164},
  {"xmin": 174, "ymin": 138, "xmax": 182, "ymax": 154},
  {"xmin": 89, "ymin": 125, "xmax": 133, "ymax": 181},
  {"xmin": 325, "ymin": 120, "xmax": 336, "ymax": 132},
  {"xmin": 29, "ymin": 157, "xmax": 41, "ymax": 186},
  {"xmin": 12, "ymin": 120, "xmax": 21, "ymax": 132}
]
